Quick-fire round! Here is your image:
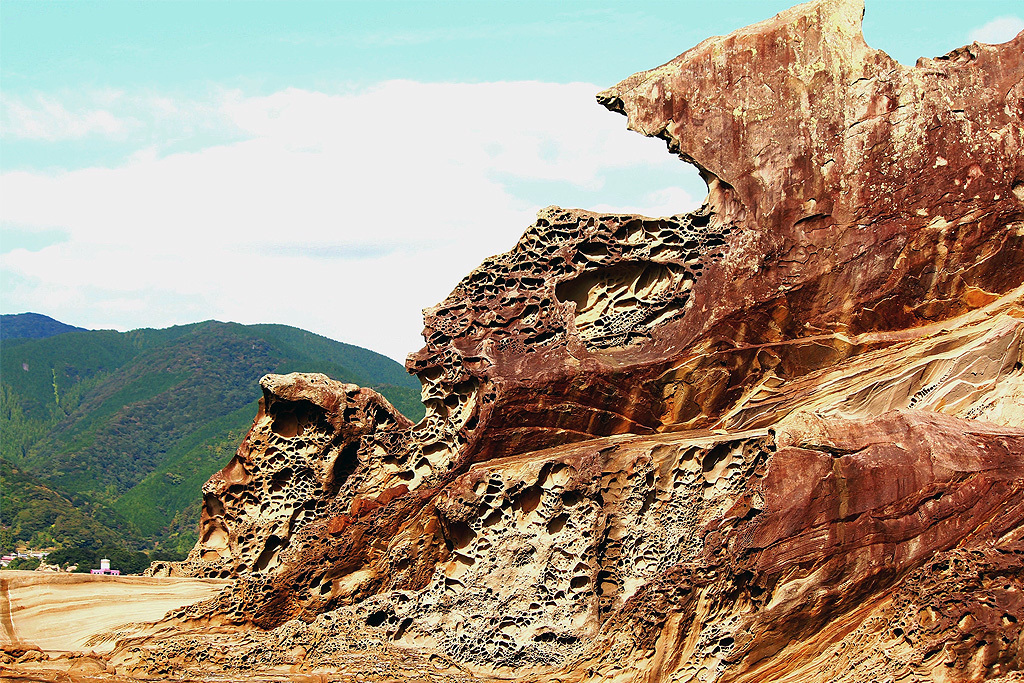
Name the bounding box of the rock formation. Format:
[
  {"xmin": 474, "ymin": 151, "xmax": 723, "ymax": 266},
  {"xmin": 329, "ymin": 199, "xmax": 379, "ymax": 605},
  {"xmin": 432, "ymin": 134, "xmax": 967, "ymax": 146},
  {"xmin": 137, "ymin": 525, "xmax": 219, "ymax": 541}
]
[{"xmin": 8, "ymin": 0, "xmax": 1021, "ymax": 681}]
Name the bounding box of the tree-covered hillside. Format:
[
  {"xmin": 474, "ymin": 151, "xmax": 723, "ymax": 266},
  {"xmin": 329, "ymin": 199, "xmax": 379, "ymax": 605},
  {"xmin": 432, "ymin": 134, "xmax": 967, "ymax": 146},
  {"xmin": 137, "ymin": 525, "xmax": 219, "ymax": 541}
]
[
  {"xmin": 0, "ymin": 458, "xmax": 144, "ymax": 551},
  {"xmin": 1, "ymin": 312, "xmax": 87, "ymax": 340},
  {"xmin": 0, "ymin": 319, "xmax": 424, "ymax": 559}
]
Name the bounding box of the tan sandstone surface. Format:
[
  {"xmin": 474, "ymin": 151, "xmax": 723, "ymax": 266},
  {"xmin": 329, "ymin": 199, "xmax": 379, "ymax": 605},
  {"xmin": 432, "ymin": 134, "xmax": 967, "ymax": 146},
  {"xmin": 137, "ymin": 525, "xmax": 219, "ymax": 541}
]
[
  {"xmin": 4, "ymin": 0, "xmax": 1023, "ymax": 681},
  {"xmin": 0, "ymin": 571, "xmax": 229, "ymax": 654},
  {"xmin": 1, "ymin": 572, "xmax": 229, "ymax": 681}
]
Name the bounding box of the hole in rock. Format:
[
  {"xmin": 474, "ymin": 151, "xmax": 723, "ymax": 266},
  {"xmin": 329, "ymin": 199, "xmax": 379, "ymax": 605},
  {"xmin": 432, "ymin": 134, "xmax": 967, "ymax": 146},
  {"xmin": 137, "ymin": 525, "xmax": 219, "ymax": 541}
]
[
  {"xmin": 420, "ymin": 366, "xmax": 442, "ymax": 382},
  {"xmin": 422, "ymin": 442, "xmax": 449, "ymax": 457},
  {"xmin": 570, "ymin": 575, "xmax": 590, "ymax": 590},
  {"xmin": 539, "ymin": 463, "xmax": 573, "ymax": 489},
  {"xmin": 203, "ymin": 493, "xmax": 225, "ymax": 518},
  {"xmin": 562, "ymin": 491, "xmax": 582, "ymax": 507},
  {"xmin": 597, "ymin": 570, "xmax": 619, "ymax": 596},
  {"xmin": 269, "ymin": 468, "xmax": 292, "ymax": 494},
  {"xmin": 447, "ymin": 521, "xmax": 476, "ymax": 550},
  {"xmin": 366, "ymin": 610, "xmax": 389, "ymax": 628},
  {"xmin": 222, "ymin": 457, "xmax": 249, "ymax": 485},
  {"xmin": 547, "ymin": 513, "xmax": 569, "ymax": 534},
  {"xmin": 394, "ymin": 617, "xmax": 413, "ymax": 640},
  {"xmin": 255, "ymin": 535, "xmax": 285, "ymax": 572},
  {"xmin": 271, "ymin": 410, "xmax": 299, "ymax": 438},
  {"xmin": 555, "ymin": 259, "xmax": 694, "ymax": 349},
  {"xmin": 482, "ymin": 508, "xmax": 504, "ymax": 528},
  {"xmin": 200, "ymin": 521, "xmax": 228, "ymax": 550},
  {"xmin": 701, "ymin": 444, "xmax": 731, "ymax": 476},
  {"xmin": 452, "ymin": 552, "xmax": 475, "ymax": 569},
  {"xmin": 327, "ymin": 441, "xmax": 360, "ymax": 495},
  {"xmin": 513, "ymin": 485, "xmax": 543, "ymax": 514}
]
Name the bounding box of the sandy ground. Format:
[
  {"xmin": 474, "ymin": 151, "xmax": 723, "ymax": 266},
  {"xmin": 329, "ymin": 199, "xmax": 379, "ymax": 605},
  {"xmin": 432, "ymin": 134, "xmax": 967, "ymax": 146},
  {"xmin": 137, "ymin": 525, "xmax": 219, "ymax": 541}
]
[{"xmin": 0, "ymin": 570, "xmax": 230, "ymax": 654}]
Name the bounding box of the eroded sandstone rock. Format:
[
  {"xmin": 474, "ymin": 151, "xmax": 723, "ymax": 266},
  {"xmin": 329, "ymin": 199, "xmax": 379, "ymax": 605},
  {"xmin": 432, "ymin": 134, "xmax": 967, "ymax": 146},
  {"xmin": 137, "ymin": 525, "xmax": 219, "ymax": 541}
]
[
  {"xmin": 574, "ymin": 410, "xmax": 1024, "ymax": 682},
  {"xmin": 108, "ymin": 0, "xmax": 1024, "ymax": 681},
  {"xmin": 147, "ymin": 373, "xmax": 415, "ymax": 610}
]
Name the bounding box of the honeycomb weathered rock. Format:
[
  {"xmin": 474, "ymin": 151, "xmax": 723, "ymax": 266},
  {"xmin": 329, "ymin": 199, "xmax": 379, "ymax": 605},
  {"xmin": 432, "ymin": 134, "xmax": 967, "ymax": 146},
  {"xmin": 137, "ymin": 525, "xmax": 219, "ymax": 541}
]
[{"xmin": 76, "ymin": 0, "xmax": 1024, "ymax": 681}]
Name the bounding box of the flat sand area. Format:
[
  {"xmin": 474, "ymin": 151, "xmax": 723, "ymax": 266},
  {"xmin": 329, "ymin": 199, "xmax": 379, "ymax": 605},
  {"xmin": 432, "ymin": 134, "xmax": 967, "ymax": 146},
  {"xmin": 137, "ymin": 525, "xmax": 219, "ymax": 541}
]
[{"xmin": 0, "ymin": 571, "xmax": 229, "ymax": 654}]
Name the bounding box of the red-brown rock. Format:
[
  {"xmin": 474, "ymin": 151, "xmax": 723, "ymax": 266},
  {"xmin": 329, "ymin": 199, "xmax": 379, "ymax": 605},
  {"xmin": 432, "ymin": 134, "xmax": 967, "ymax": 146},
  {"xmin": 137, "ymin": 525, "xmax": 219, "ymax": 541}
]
[{"xmin": 109, "ymin": 1, "xmax": 1024, "ymax": 682}]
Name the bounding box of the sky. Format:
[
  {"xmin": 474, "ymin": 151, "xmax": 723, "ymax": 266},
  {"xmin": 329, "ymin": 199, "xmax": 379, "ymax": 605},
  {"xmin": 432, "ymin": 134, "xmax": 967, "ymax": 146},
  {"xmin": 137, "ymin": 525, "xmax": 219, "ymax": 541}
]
[{"xmin": 2, "ymin": 1, "xmax": 1022, "ymax": 362}]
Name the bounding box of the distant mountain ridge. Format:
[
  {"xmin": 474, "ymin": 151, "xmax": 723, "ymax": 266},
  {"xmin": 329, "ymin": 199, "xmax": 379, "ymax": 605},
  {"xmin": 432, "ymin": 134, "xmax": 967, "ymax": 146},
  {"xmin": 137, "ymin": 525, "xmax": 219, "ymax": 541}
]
[
  {"xmin": 1, "ymin": 312, "xmax": 87, "ymax": 340},
  {"xmin": 0, "ymin": 316, "xmax": 425, "ymax": 558}
]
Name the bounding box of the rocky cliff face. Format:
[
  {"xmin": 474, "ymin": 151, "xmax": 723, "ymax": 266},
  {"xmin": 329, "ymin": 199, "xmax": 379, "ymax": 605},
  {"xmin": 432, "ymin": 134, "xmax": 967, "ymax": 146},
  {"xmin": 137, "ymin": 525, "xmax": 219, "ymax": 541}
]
[{"xmin": 115, "ymin": 0, "xmax": 1024, "ymax": 681}]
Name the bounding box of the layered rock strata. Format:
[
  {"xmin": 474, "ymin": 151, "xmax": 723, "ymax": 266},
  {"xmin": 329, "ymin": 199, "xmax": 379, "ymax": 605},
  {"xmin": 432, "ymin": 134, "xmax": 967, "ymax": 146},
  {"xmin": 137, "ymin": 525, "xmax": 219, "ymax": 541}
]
[{"xmin": 96, "ymin": 0, "xmax": 1024, "ymax": 681}]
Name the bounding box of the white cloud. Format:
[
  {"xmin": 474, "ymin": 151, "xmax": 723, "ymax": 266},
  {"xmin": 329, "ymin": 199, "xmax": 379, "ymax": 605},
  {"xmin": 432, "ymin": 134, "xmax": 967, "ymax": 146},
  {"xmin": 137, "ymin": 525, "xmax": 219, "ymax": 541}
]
[
  {"xmin": 592, "ymin": 187, "xmax": 701, "ymax": 218},
  {"xmin": 1, "ymin": 81, "xmax": 702, "ymax": 362},
  {"xmin": 1, "ymin": 94, "xmax": 132, "ymax": 141},
  {"xmin": 0, "ymin": 89, "xmax": 229, "ymax": 143},
  {"xmin": 968, "ymin": 16, "xmax": 1024, "ymax": 44}
]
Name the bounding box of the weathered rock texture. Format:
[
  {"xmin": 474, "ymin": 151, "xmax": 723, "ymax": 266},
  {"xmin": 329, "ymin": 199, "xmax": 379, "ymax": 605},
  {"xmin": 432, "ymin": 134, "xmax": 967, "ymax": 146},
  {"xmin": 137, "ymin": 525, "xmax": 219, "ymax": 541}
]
[{"xmin": 21, "ymin": 0, "xmax": 1019, "ymax": 681}]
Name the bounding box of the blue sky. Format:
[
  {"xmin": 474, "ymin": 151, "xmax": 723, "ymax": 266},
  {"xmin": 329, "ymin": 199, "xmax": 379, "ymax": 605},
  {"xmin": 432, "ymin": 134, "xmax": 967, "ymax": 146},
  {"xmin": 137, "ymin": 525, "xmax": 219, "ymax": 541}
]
[{"xmin": 2, "ymin": 1, "xmax": 1022, "ymax": 361}]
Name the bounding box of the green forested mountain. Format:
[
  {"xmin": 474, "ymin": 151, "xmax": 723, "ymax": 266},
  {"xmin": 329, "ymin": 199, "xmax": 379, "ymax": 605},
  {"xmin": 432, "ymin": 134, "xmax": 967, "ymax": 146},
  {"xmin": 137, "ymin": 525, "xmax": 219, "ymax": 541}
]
[
  {"xmin": 1, "ymin": 312, "xmax": 87, "ymax": 340},
  {"xmin": 0, "ymin": 319, "xmax": 424, "ymax": 559},
  {"xmin": 0, "ymin": 458, "xmax": 144, "ymax": 550}
]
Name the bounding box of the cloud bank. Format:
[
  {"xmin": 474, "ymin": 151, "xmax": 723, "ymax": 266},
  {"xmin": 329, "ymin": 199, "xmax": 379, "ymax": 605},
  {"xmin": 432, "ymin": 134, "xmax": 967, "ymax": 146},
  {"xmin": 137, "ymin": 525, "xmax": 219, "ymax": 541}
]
[
  {"xmin": 1, "ymin": 81, "xmax": 704, "ymax": 361},
  {"xmin": 968, "ymin": 15, "xmax": 1024, "ymax": 44}
]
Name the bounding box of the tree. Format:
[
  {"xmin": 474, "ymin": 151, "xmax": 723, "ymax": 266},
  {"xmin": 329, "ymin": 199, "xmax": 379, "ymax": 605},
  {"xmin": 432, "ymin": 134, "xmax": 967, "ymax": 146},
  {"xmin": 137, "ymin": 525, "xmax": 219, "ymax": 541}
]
[
  {"xmin": 2, "ymin": 557, "xmax": 40, "ymax": 571},
  {"xmin": 47, "ymin": 545, "xmax": 96, "ymax": 572}
]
